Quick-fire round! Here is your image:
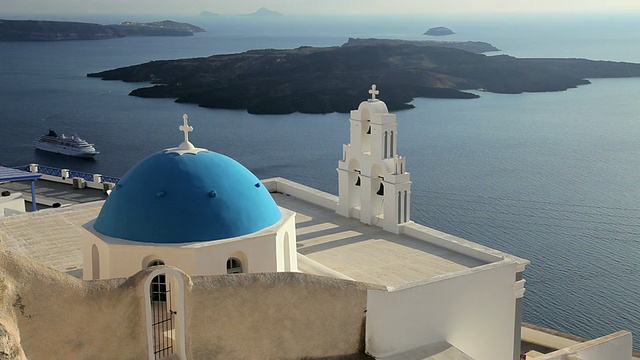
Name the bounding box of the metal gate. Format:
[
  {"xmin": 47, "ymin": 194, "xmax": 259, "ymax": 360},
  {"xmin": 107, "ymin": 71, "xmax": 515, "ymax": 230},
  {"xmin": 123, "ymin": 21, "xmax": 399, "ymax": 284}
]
[{"xmin": 151, "ymin": 274, "xmax": 175, "ymax": 359}]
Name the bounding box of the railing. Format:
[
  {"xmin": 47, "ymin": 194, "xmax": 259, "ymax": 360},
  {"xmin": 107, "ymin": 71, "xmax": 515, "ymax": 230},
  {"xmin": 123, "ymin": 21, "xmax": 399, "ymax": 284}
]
[
  {"xmin": 13, "ymin": 165, "xmax": 30, "ymax": 172},
  {"xmin": 40, "ymin": 166, "xmax": 63, "ymax": 177},
  {"xmin": 101, "ymin": 175, "xmax": 120, "ymax": 184},
  {"xmin": 68, "ymin": 170, "xmax": 94, "ymax": 182},
  {"xmin": 14, "ymin": 164, "xmax": 120, "ymax": 184}
]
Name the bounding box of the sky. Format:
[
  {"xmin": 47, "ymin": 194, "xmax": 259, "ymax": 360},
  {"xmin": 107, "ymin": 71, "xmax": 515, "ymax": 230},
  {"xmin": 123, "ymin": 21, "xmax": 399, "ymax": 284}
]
[{"xmin": 2, "ymin": 0, "xmax": 640, "ymax": 16}]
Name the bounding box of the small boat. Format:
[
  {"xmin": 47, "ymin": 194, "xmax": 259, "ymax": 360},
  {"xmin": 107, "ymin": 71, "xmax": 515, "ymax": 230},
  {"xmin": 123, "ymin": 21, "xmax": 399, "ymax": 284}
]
[{"xmin": 35, "ymin": 129, "xmax": 99, "ymax": 158}]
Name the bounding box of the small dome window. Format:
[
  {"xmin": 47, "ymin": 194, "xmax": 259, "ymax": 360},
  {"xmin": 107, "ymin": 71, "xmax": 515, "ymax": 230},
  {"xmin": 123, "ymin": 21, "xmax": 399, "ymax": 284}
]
[
  {"xmin": 148, "ymin": 259, "xmax": 165, "ymax": 267},
  {"xmin": 226, "ymin": 257, "xmax": 243, "ymax": 274}
]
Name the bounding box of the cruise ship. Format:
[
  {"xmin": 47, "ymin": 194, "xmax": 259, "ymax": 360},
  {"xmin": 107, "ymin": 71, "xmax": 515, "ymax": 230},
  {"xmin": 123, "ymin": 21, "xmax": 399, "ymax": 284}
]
[{"xmin": 34, "ymin": 129, "xmax": 99, "ymax": 158}]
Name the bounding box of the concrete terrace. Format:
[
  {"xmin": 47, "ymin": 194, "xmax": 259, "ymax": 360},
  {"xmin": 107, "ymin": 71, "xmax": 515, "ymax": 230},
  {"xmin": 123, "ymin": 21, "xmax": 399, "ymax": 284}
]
[
  {"xmin": 3, "ymin": 178, "xmax": 635, "ymax": 359},
  {"xmin": 273, "ymin": 192, "xmax": 485, "ymax": 286},
  {"xmin": 0, "ymin": 201, "xmax": 102, "ymax": 276},
  {"xmin": 0, "ymin": 178, "xmax": 108, "ymax": 208},
  {"xmin": 1, "ymin": 179, "xmax": 486, "ymax": 287}
]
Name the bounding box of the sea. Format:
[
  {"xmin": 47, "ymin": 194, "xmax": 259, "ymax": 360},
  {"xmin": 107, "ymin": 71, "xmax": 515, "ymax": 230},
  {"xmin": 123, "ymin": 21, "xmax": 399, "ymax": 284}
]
[{"xmin": 1, "ymin": 12, "xmax": 639, "ymax": 351}]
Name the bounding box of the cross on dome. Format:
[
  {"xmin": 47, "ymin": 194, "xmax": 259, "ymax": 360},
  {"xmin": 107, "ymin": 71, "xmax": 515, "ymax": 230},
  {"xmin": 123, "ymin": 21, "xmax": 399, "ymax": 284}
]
[
  {"xmin": 165, "ymin": 114, "xmax": 207, "ymax": 155},
  {"xmin": 179, "ymin": 114, "xmax": 193, "ymax": 143},
  {"xmin": 368, "ymin": 84, "xmax": 380, "ymax": 102}
]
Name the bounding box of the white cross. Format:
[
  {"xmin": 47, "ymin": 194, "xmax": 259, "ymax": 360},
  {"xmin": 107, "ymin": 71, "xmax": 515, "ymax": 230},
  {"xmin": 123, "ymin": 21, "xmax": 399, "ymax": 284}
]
[
  {"xmin": 165, "ymin": 113, "xmax": 206, "ymax": 155},
  {"xmin": 179, "ymin": 114, "xmax": 193, "ymax": 143},
  {"xmin": 369, "ymin": 84, "xmax": 379, "ymax": 101}
]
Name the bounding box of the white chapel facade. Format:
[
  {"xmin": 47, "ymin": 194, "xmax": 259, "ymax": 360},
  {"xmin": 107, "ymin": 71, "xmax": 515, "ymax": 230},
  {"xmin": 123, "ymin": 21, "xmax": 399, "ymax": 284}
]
[{"xmin": 82, "ymin": 114, "xmax": 298, "ymax": 281}]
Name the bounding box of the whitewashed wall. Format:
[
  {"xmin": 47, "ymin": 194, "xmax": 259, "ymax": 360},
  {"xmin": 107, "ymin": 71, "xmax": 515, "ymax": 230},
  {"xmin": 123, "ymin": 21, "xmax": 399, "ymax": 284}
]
[
  {"xmin": 0, "ymin": 193, "xmax": 25, "ymax": 217},
  {"xmin": 82, "ymin": 209, "xmax": 297, "ymax": 280},
  {"xmin": 534, "ymin": 331, "xmax": 632, "ymax": 360},
  {"xmin": 263, "ymin": 177, "xmax": 338, "ymax": 210},
  {"xmin": 366, "ymin": 260, "xmax": 519, "ymax": 360}
]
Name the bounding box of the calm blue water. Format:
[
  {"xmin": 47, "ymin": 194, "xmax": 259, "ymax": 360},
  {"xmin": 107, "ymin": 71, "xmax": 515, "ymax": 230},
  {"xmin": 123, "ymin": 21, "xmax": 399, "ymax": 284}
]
[{"xmin": 1, "ymin": 13, "xmax": 639, "ymax": 350}]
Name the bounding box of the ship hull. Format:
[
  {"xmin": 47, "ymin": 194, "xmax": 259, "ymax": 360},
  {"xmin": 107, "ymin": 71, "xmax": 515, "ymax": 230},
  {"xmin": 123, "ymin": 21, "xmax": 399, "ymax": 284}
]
[{"xmin": 35, "ymin": 144, "xmax": 99, "ymax": 158}]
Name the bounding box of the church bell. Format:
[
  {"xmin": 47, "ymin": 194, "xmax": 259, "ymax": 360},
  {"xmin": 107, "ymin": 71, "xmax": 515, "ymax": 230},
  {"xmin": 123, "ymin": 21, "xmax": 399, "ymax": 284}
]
[
  {"xmin": 376, "ymin": 183, "xmax": 384, "ymax": 196},
  {"xmin": 355, "ymin": 176, "xmax": 361, "ymax": 186}
]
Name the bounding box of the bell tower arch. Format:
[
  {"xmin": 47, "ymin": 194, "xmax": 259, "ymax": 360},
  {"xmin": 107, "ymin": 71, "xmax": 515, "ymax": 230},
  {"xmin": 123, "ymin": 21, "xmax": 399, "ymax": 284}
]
[{"xmin": 337, "ymin": 85, "xmax": 412, "ymax": 233}]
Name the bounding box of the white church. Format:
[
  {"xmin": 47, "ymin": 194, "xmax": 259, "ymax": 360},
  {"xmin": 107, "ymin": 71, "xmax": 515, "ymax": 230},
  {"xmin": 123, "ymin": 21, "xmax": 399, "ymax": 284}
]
[{"xmin": 0, "ymin": 86, "xmax": 633, "ymax": 360}]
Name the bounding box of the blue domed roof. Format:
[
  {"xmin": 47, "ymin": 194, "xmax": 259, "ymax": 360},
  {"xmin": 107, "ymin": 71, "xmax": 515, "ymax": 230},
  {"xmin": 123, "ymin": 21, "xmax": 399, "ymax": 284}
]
[{"xmin": 93, "ymin": 150, "xmax": 282, "ymax": 243}]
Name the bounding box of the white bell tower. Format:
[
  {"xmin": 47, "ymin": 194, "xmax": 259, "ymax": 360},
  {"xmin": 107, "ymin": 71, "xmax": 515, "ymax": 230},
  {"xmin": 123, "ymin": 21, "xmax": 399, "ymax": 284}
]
[{"xmin": 336, "ymin": 85, "xmax": 412, "ymax": 234}]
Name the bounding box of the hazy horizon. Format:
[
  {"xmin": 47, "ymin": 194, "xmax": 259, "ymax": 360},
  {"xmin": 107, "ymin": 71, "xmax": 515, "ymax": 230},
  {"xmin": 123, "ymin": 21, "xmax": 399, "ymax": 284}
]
[{"xmin": 3, "ymin": 0, "xmax": 640, "ymax": 17}]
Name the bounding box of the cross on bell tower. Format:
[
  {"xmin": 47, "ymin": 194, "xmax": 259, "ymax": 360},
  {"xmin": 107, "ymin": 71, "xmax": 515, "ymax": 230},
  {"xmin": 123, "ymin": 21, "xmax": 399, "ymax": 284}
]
[{"xmin": 368, "ymin": 84, "xmax": 380, "ymax": 102}]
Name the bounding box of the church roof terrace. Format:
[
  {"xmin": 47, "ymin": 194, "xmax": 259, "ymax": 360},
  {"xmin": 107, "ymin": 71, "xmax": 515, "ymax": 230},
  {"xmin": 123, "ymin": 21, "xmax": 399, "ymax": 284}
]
[
  {"xmin": 0, "ymin": 176, "xmax": 525, "ymax": 286},
  {"xmin": 266, "ymin": 177, "xmax": 527, "ymax": 287},
  {"xmin": 273, "ymin": 191, "xmax": 485, "ymax": 286}
]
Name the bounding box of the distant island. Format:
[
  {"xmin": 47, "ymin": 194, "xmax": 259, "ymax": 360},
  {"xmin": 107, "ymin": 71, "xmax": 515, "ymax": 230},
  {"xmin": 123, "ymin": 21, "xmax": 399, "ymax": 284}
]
[
  {"xmin": 87, "ymin": 42, "xmax": 640, "ymax": 115},
  {"xmin": 116, "ymin": 20, "xmax": 204, "ymax": 36},
  {"xmin": 424, "ymin": 27, "xmax": 455, "ymax": 36},
  {"xmin": 344, "ymin": 38, "xmax": 498, "ymax": 54},
  {"xmin": 199, "ymin": 7, "xmax": 282, "ymax": 18},
  {"xmin": 0, "ymin": 19, "xmax": 204, "ymax": 41},
  {"xmin": 199, "ymin": 11, "xmax": 220, "ymax": 17},
  {"xmin": 241, "ymin": 7, "xmax": 283, "ymax": 17}
]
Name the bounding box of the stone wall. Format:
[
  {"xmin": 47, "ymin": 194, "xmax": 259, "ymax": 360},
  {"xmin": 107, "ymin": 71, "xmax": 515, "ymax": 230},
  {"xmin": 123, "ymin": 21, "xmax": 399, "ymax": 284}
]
[
  {"xmin": 0, "ymin": 249, "xmax": 148, "ymax": 360},
  {"xmin": 0, "ymin": 247, "xmax": 381, "ymax": 359},
  {"xmin": 187, "ymin": 273, "xmax": 378, "ymax": 359}
]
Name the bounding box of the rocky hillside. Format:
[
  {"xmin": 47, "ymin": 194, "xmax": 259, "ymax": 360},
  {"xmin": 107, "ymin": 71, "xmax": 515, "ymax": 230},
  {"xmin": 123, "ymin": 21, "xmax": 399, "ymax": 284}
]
[
  {"xmin": 87, "ymin": 43, "xmax": 640, "ymax": 114},
  {"xmin": 114, "ymin": 20, "xmax": 204, "ymax": 36},
  {"xmin": 0, "ymin": 19, "xmax": 204, "ymax": 41},
  {"xmin": 343, "ymin": 37, "xmax": 498, "ymax": 53},
  {"xmin": 0, "ymin": 19, "xmax": 121, "ymax": 41}
]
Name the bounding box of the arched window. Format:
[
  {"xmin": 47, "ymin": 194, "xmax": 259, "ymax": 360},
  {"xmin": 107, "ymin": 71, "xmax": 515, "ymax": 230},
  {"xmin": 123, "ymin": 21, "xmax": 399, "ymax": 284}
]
[
  {"xmin": 148, "ymin": 259, "xmax": 166, "ymax": 302},
  {"xmin": 390, "ymin": 131, "xmax": 394, "ymax": 157},
  {"xmin": 384, "ymin": 131, "xmax": 388, "ymax": 158},
  {"xmin": 361, "ymin": 108, "xmax": 372, "ymax": 153},
  {"xmin": 284, "ymin": 232, "xmax": 292, "ymax": 272},
  {"xmin": 91, "ymin": 244, "xmax": 100, "ymax": 279},
  {"xmin": 226, "ymin": 257, "xmax": 243, "ymax": 274},
  {"xmin": 398, "ymin": 191, "xmax": 402, "ymax": 223},
  {"xmin": 148, "ymin": 259, "xmax": 165, "ymax": 267},
  {"xmin": 404, "ymin": 190, "xmax": 409, "ymax": 223}
]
